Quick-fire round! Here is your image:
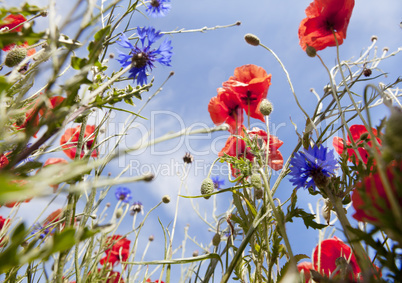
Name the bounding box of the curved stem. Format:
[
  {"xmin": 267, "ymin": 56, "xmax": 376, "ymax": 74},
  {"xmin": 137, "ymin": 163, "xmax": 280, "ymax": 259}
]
[
  {"xmin": 322, "ymin": 185, "xmax": 376, "ymax": 278},
  {"xmin": 259, "ymin": 43, "xmax": 310, "ymax": 120}
]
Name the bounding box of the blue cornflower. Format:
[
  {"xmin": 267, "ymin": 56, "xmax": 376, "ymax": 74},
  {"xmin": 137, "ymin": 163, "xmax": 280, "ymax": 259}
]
[
  {"xmin": 289, "ymin": 145, "xmax": 338, "ymax": 190},
  {"xmin": 115, "ymin": 187, "xmax": 132, "ymax": 203},
  {"xmin": 117, "ymin": 27, "xmax": 173, "ymax": 86},
  {"xmin": 146, "ymin": 0, "xmax": 171, "ymax": 17},
  {"xmin": 211, "ymin": 176, "xmax": 225, "ymax": 190},
  {"xmin": 31, "ymin": 223, "xmax": 52, "ymax": 239}
]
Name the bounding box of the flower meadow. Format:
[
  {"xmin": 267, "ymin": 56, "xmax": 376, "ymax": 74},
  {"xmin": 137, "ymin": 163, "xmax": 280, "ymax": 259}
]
[{"xmin": 0, "ymin": 0, "xmax": 401, "ymax": 282}]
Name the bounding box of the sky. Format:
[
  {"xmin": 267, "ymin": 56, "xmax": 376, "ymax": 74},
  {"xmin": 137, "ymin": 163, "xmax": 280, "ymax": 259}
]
[{"xmin": 2, "ymin": 0, "xmax": 402, "ymax": 282}]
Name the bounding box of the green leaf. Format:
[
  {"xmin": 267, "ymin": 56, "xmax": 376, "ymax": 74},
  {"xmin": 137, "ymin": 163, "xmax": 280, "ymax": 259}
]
[
  {"xmin": 88, "ymin": 25, "xmax": 111, "ymax": 62},
  {"xmin": 0, "ymin": 223, "xmax": 28, "ymax": 273},
  {"xmin": 71, "ymin": 56, "xmax": 88, "ymax": 70},
  {"xmin": 277, "ymin": 254, "xmax": 309, "ymax": 282},
  {"xmin": 0, "ymin": 175, "xmax": 32, "ymax": 205}
]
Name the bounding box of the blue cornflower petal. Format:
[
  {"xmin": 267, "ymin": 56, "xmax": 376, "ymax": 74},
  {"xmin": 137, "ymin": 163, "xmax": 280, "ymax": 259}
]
[
  {"xmin": 118, "ymin": 33, "xmax": 135, "ymax": 49},
  {"xmin": 288, "ymin": 145, "xmax": 337, "ymax": 190},
  {"xmin": 211, "ymin": 176, "xmax": 225, "ymax": 190},
  {"xmin": 115, "ymin": 187, "xmax": 132, "ymax": 203},
  {"xmin": 116, "ymin": 29, "xmax": 173, "ymax": 86},
  {"xmin": 146, "ymin": 0, "xmax": 171, "ymax": 18}
]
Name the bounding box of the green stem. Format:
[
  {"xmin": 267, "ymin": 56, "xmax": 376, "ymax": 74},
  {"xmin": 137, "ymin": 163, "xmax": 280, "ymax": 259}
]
[
  {"xmin": 259, "ymin": 168, "xmax": 296, "ymax": 268},
  {"xmin": 322, "ymin": 186, "xmax": 375, "ymax": 278}
]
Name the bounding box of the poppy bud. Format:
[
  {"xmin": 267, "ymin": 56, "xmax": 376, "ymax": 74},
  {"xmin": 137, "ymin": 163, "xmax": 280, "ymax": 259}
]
[
  {"xmin": 250, "ymin": 173, "xmax": 262, "ymax": 190},
  {"xmin": 5, "ymin": 48, "xmax": 27, "ymax": 67},
  {"xmin": 162, "ymin": 195, "xmax": 171, "ymax": 204},
  {"xmin": 192, "ymin": 250, "xmax": 199, "ymax": 257},
  {"xmin": 305, "ymin": 45, "xmax": 317, "ymax": 57},
  {"xmin": 212, "ymin": 233, "xmax": 221, "ymax": 246},
  {"xmin": 148, "ymin": 235, "xmax": 154, "ymax": 242},
  {"xmin": 342, "ymin": 193, "xmax": 351, "ymax": 205},
  {"xmin": 244, "ymin": 33, "xmax": 260, "ymax": 46},
  {"xmin": 358, "ymin": 132, "xmax": 369, "ymax": 142},
  {"xmin": 371, "ymin": 35, "xmax": 378, "ymax": 42},
  {"xmin": 259, "ymin": 99, "xmax": 273, "ymax": 116},
  {"xmin": 144, "ymin": 173, "xmax": 154, "ymax": 182},
  {"xmin": 115, "ymin": 208, "xmax": 123, "ymax": 219},
  {"xmin": 201, "ymin": 177, "xmax": 214, "ymax": 199}
]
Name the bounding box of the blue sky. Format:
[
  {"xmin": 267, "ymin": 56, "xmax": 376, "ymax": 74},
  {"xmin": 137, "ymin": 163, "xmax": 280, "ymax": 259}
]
[{"xmin": 3, "ymin": 0, "xmax": 402, "ymax": 281}]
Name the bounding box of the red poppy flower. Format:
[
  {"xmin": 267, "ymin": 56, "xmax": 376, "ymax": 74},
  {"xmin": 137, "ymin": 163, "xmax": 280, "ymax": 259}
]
[
  {"xmin": 313, "ymin": 237, "xmax": 361, "ymax": 279},
  {"xmin": 39, "ymin": 96, "xmax": 65, "ymax": 117},
  {"xmin": 0, "ymin": 154, "xmax": 9, "ymax": 169},
  {"xmin": 60, "ymin": 125, "xmax": 98, "ymax": 159},
  {"xmin": 333, "ymin": 124, "xmax": 382, "ymax": 165},
  {"xmin": 100, "ymin": 235, "xmax": 131, "ymax": 266},
  {"xmin": 297, "ymin": 261, "xmax": 313, "ymax": 283},
  {"xmin": 208, "ymin": 88, "xmax": 244, "ymax": 134},
  {"xmin": 219, "ymin": 134, "xmax": 253, "ymax": 177},
  {"xmin": 13, "ymin": 107, "xmax": 40, "ymax": 138},
  {"xmin": 43, "ymin": 209, "xmax": 63, "ymax": 227},
  {"xmin": 218, "ymin": 135, "xmax": 253, "ymax": 161},
  {"xmin": 97, "ymin": 270, "xmax": 124, "ymax": 283},
  {"xmin": 298, "ymin": 0, "xmax": 355, "ymax": 51},
  {"xmin": 146, "ymin": 279, "xmax": 164, "ymax": 283},
  {"xmin": 0, "ymin": 215, "xmax": 10, "ymax": 246},
  {"xmin": 2, "ymin": 180, "xmax": 32, "ymax": 208},
  {"xmin": 352, "ymin": 161, "xmax": 402, "ymax": 224},
  {"xmin": 0, "ymin": 14, "xmax": 36, "ymax": 55},
  {"xmin": 70, "ymin": 270, "xmax": 124, "ymax": 283},
  {"xmin": 298, "ymin": 237, "xmax": 361, "ymax": 282},
  {"xmin": 248, "ymin": 128, "xmax": 284, "ymax": 171},
  {"xmin": 223, "ymin": 64, "xmax": 271, "ymax": 122}
]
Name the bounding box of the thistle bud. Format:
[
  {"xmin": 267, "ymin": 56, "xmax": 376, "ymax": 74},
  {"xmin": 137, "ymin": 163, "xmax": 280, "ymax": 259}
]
[
  {"xmin": 305, "ymin": 45, "xmax": 317, "ymax": 57},
  {"xmin": 201, "ymin": 177, "xmax": 214, "ymax": 199},
  {"xmin": 5, "ymin": 48, "xmax": 27, "ymax": 67},
  {"xmin": 244, "ymin": 33, "xmax": 260, "ymax": 46},
  {"xmin": 212, "ymin": 233, "xmax": 221, "ymax": 246},
  {"xmin": 259, "ymin": 99, "xmax": 273, "ymax": 116}
]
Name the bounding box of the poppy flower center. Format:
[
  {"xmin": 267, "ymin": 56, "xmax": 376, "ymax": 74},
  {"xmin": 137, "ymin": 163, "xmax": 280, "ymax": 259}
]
[
  {"xmin": 325, "ymin": 19, "xmax": 336, "ymax": 32},
  {"xmin": 132, "ymin": 51, "xmax": 149, "ymax": 68},
  {"xmin": 150, "ymin": 0, "xmax": 160, "ymax": 8}
]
